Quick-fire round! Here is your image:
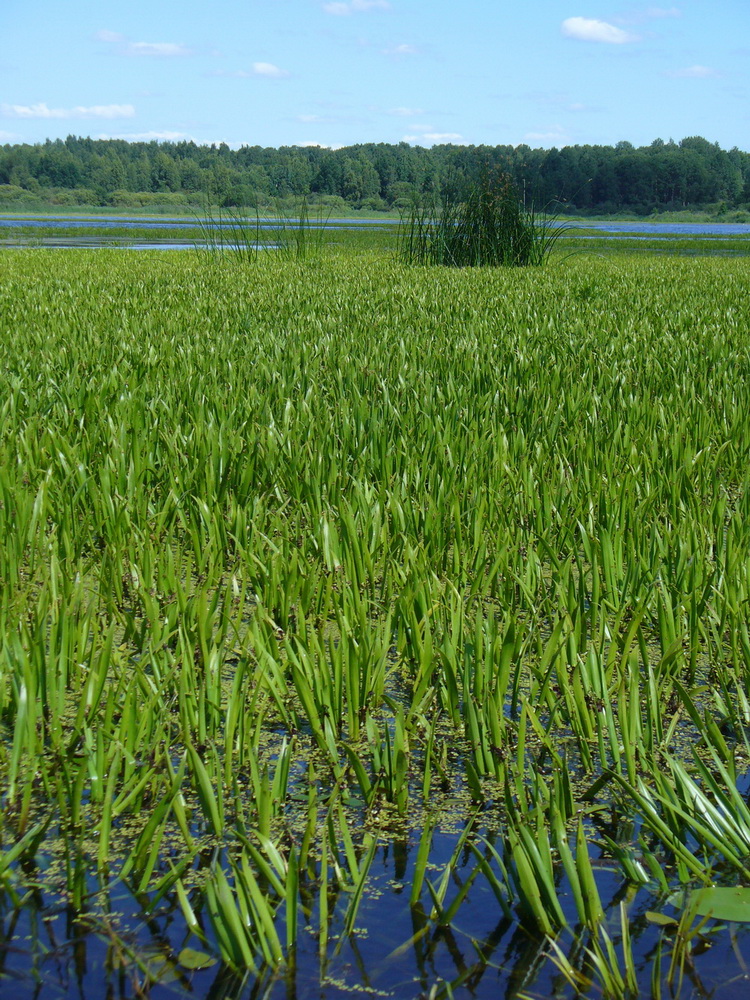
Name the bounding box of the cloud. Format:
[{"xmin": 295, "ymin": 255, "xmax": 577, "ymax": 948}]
[
  {"xmin": 98, "ymin": 31, "xmax": 192, "ymax": 56},
  {"xmin": 126, "ymin": 42, "xmax": 192, "ymax": 57},
  {"xmin": 323, "ymin": 0, "xmax": 389, "ymax": 14},
  {"xmin": 522, "ymin": 126, "xmax": 571, "ymax": 145},
  {"xmin": 388, "ymin": 106, "xmax": 425, "ymax": 116},
  {"xmin": 251, "ymin": 62, "xmax": 290, "ymax": 78},
  {"xmin": 208, "ymin": 63, "xmax": 290, "ymax": 79},
  {"xmin": 98, "ymin": 130, "xmax": 192, "ymax": 142},
  {"xmin": 403, "ymin": 132, "xmax": 463, "ymax": 144},
  {"xmin": 98, "ymin": 132, "xmax": 246, "ymax": 148},
  {"xmin": 664, "ymin": 64, "xmax": 718, "ymax": 78},
  {"xmin": 615, "ymin": 6, "xmax": 681, "ymax": 23},
  {"xmin": 95, "ymin": 29, "xmax": 125, "ymax": 42},
  {"xmin": 0, "ymin": 130, "xmax": 19, "ymax": 141},
  {"xmin": 644, "ymin": 6, "xmax": 681, "ymax": 16},
  {"xmin": 208, "ymin": 69, "xmax": 252, "ymax": 77},
  {"xmin": 561, "ymin": 17, "xmax": 639, "ymax": 43},
  {"xmin": 565, "ymin": 100, "xmax": 605, "ymax": 112},
  {"xmin": 1, "ymin": 102, "xmax": 135, "ymax": 119},
  {"xmin": 382, "ymin": 43, "xmax": 418, "ymax": 56}
]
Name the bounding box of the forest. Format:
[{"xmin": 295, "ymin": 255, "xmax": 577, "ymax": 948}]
[{"xmin": 1, "ymin": 133, "xmax": 749, "ymax": 214}]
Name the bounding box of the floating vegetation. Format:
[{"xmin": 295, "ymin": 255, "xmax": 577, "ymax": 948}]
[{"xmin": 1, "ymin": 248, "xmax": 750, "ymax": 997}]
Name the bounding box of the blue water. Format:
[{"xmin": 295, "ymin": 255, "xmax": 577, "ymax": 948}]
[
  {"xmin": 2, "ymin": 214, "xmax": 750, "ymax": 252},
  {"xmin": 0, "ymin": 215, "xmax": 397, "ymax": 231},
  {"xmin": 563, "ymin": 221, "xmax": 750, "ymax": 235},
  {"xmin": 4, "ymin": 830, "xmax": 750, "ymax": 1000},
  {"xmin": 2, "ymin": 215, "xmax": 750, "ymax": 235}
]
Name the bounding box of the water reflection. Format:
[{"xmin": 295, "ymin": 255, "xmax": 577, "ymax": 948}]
[{"xmin": 4, "ymin": 809, "xmax": 750, "ymax": 998}]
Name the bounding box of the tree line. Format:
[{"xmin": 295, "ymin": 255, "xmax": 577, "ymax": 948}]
[{"xmin": 1, "ymin": 134, "xmax": 749, "ymax": 213}]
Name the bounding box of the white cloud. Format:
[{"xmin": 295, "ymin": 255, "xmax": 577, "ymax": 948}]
[
  {"xmin": 616, "ymin": 6, "xmax": 681, "ymax": 23},
  {"xmin": 100, "ymin": 133, "xmax": 247, "ymax": 148},
  {"xmin": 566, "ymin": 101, "xmax": 604, "ymax": 112},
  {"xmin": 97, "ymin": 31, "xmax": 192, "ymax": 56},
  {"xmin": 126, "ymin": 42, "xmax": 192, "ymax": 57},
  {"xmin": 665, "ymin": 64, "xmax": 718, "ymax": 78},
  {"xmin": 403, "ymin": 132, "xmax": 463, "ymax": 144},
  {"xmin": 0, "ymin": 130, "xmax": 19, "ymax": 141},
  {"xmin": 98, "ymin": 130, "xmax": 192, "ymax": 142},
  {"xmin": 561, "ymin": 17, "xmax": 639, "ymax": 43},
  {"xmin": 95, "ymin": 29, "xmax": 125, "ymax": 43},
  {"xmin": 644, "ymin": 6, "xmax": 681, "ymax": 17},
  {"xmin": 323, "ymin": 0, "xmax": 389, "ymax": 14},
  {"xmin": 209, "ymin": 64, "xmax": 290, "ymax": 79},
  {"xmin": 383, "ymin": 43, "xmax": 418, "ymax": 56},
  {"xmin": 1, "ymin": 102, "xmax": 135, "ymax": 119},
  {"xmin": 252, "ymin": 62, "xmax": 290, "ymax": 78},
  {"xmin": 524, "ymin": 90, "xmax": 604, "ymax": 114},
  {"xmin": 614, "ymin": 6, "xmax": 681, "ymax": 25},
  {"xmin": 523, "ymin": 126, "xmax": 571, "ymax": 145},
  {"xmin": 388, "ymin": 106, "xmax": 425, "ymax": 116}
]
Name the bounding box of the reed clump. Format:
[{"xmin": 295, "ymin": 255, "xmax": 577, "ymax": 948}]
[
  {"xmin": 196, "ymin": 197, "xmax": 330, "ymax": 263},
  {"xmin": 399, "ymin": 168, "xmax": 563, "ymax": 267}
]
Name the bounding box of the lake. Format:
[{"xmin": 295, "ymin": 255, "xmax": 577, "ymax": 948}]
[{"xmin": 2, "ymin": 213, "xmax": 750, "ymax": 252}]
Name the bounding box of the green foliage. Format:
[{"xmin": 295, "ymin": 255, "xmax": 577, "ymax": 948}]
[
  {"xmin": 1, "ymin": 133, "xmax": 749, "ymax": 212},
  {"xmin": 399, "ymin": 169, "xmax": 564, "ymax": 267},
  {"xmin": 196, "ymin": 197, "xmax": 331, "ymax": 263},
  {"xmin": 3, "ymin": 249, "xmax": 750, "ymax": 994}
]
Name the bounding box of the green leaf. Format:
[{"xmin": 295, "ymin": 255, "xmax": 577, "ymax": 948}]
[
  {"xmin": 681, "ymin": 886, "xmax": 750, "ymax": 922},
  {"xmin": 645, "ymin": 910, "xmax": 679, "ymax": 928},
  {"xmin": 178, "ymin": 947, "xmax": 217, "ymax": 970}
]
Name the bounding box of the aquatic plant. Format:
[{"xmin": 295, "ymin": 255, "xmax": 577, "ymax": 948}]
[
  {"xmin": 398, "ymin": 168, "xmax": 565, "ymax": 267},
  {"xmin": 196, "ymin": 196, "xmax": 331, "ymax": 263},
  {"xmin": 1, "ymin": 248, "xmax": 750, "ymax": 996}
]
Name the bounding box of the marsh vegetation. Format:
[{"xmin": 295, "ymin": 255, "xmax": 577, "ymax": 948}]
[
  {"xmin": 2, "ymin": 245, "xmax": 750, "ymax": 998},
  {"xmin": 398, "ymin": 171, "xmax": 565, "ymax": 267}
]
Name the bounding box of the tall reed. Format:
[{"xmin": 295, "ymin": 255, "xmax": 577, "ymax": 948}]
[
  {"xmin": 196, "ymin": 197, "xmax": 330, "ymax": 263},
  {"xmin": 398, "ymin": 169, "xmax": 564, "ymax": 267}
]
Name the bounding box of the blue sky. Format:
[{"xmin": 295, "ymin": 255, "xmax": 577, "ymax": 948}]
[{"xmin": 2, "ymin": 1, "xmax": 747, "ymax": 150}]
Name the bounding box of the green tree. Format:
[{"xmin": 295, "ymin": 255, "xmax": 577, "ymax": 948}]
[
  {"xmin": 341, "ymin": 155, "xmax": 380, "ymax": 203},
  {"xmin": 151, "ymin": 150, "xmax": 180, "ymax": 192}
]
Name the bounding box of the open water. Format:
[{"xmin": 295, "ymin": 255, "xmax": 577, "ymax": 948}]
[{"xmin": 2, "ymin": 214, "xmax": 750, "ymax": 252}]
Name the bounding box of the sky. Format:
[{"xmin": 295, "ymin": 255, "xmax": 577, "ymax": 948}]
[{"xmin": 1, "ymin": 0, "xmax": 748, "ymax": 151}]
